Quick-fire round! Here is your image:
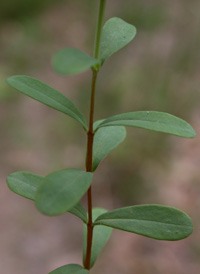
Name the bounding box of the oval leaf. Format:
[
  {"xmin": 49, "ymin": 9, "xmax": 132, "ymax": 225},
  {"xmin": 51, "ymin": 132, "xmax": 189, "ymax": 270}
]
[
  {"xmin": 49, "ymin": 264, "xmax": 88, "ymax": 274},
  {"xmin": 92, "ymin": 123, "xmax": 126, "ymax": 171},
  {"xmin": 83, "ymin": 208, "xmax": 113, "ymax": 268},
  {"xmin": 100, "ymin": 17, "xmax": 137, "ymax": 63},
  {"xmin": 6, "ymin": 75, "xmax": 87, "ymax": 130},
  {"xmin": 69, "ymin": 203, "xmax": 88, "ymax": 224},
  {"xmin": 52, "ymin": 48, "xmax": 100, "ymax": 75},
  {"xmin": 94, "ymin": 205, "xmax": 193, "ymax": 241},
  {"xmin": 7, "ymin": 171, "xmax": 43, "ymax": 200},
  {"xmin": 97, "ymin": 111, "xmax": 196, "ymax": 138},
  {"xmin": 35, "ymin": 169, "xmax": 93, "ymax": 216},
  {"xmin": 7, "ymin": 171, "xmax": 87, "ymax": 222}
]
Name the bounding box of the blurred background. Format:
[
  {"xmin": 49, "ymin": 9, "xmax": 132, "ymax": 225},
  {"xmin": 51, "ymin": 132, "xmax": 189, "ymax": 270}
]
[{"xmin": 0, "ymin": 0, "xmax": 200, "ymax": 273}]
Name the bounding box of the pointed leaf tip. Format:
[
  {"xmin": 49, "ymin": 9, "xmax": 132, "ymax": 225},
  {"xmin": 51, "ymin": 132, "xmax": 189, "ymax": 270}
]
[{"xmin": 52, "ymin": 48, "xmax": 100, "ymax": 75}]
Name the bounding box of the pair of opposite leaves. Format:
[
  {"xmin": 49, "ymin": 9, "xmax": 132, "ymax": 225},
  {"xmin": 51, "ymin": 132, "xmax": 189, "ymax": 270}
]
[
  {"xmin": 6, "ymin": 17, "xmax": 195, "ymax": 139},
  {"xmin": 6, "ymin": 168, "xmax": 194, "ymax": 273},
  {"xmin": 6, "ymin": 17, "xmax": 136, "ymax": 131},
  {"xmin": 6, "ymin": 17, "xmax": 195, "ymax": 273},
  {"xmin": 48, "ymin": 204, "xmax": 193, "ymax": 274}
]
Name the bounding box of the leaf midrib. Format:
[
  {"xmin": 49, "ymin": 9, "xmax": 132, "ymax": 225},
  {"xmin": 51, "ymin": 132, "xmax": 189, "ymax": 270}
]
[
  {"xmin": 10, "ymin": 178, "xmax": 38, "ymax": 191},
  {"xmin": 70, "ymin": 206, "xmax": 87, "ymax": 223},
  {"xmin": 95, "ymin": 218, "xmax": 192, "ymax": 228},
  {"xmin": 38, "ymin": 172, "xmax": 91, "ymax": 213},
  {"xmin": 100, "ymin": 119, "xmax": 190, "ymax": 132},
  {"xmin": 16, "ymin": 80, "xmax": 86, "ymax": 127},
  {"xmin": 53, "ymin": 267, "xmax": 85, "ymax": 274},
  {"xmin": 42, "ymin": 173, "xmax": 83, "ymax": 205}
]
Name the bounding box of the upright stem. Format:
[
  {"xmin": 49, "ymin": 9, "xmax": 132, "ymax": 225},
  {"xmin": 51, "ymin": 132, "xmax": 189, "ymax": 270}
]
[
  {"xmin": 84, "ymin": 0, "xmax": 106, "ymax": 270},
  {"xmin": 84, "ymin": 71, "xmax": 97, "ymax": 270},
  {"xmin": 94, "ymin": 0, "xmax": 106, "ymax": 59}
]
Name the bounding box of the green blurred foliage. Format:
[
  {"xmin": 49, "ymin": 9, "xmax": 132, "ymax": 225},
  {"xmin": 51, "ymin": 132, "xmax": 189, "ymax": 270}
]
[
  {"xmin": 121, "ymin": 0, "xmax": 167, "ymax": 31},
  {"xmin": 0, "ymin": 0, "xmax": 66, "ymax": 22}
]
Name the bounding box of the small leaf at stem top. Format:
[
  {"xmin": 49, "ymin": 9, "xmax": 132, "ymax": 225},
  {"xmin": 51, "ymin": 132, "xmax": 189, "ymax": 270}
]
[
  {"xmin": 83, "ymin": 208, "xmax": 113, "ymax": 268},
  {"xmin": 35, "ymin": 169, "xmax": 93, "ymax": 216},
  {"xmin": 6, "ymin": 75, "xmax": 88, "ymax": 130},
  {"xmin": 49, "ymin": 264, "xmax": 89, "ymax": 274},
  {"xmin": 99, "ymin": 17, "xmax": 137, "ymax": 64},
  {"xmin": 52, "ymin": 48, "xmax": 100, "ymax": 75},
  {"xmin": 92, "ymin": 122, "xmax": 126, "ymax": 171},
  {"xmin": 94, "ymin": 204, "xmax": 193, "ymax": 241},
  {"xmin": 97, "ymin": 111, "xmax": 196, "ymax": 138}
]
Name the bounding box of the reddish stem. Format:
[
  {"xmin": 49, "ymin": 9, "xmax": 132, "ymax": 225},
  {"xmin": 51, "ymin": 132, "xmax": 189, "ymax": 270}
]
[{"xmin": 84, "ymin": 71, "xmax": 98, "ymax": 270}]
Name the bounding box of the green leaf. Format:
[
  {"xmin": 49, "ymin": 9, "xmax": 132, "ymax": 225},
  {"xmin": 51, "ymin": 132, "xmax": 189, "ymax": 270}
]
[
  {"xmin": 6, "ymin": 75, "xmax": 87, "ymax": 130},
  {"xmin": 97, "ymin": 111, "xmax": 196, "ymax": 138},
  {"xmin": 7, "ymin": 171, "xmax": 43, "ymax": 200},
  {"xmin": 49, "ymin": 264, "xmax": 89, "ymax": 274},
  {"xmin": 35, "ymin": 169, "xmax": 93, "ymax": 216},
  {"xmin": 100, "ymin": 17, "xmax": 137, "ymax": 63},
  {"xmin": 69, "ymin": 203, "xmax": 88, "ymax": 224},
  {"xmin": 92, "ymin": 122, "xmax": 126, "ymax": 171},
  {"xmin": 52, "ymin": 48, "xmax": 100, "ymax": 75},
  {"xmin": 83, "ymin": 208, "xmax": 113, "ymax": 268},
  {"xmin": 7, "ymin": 171, "xmax": 87, "ymax": 222},
  {"xmin": 94, "ymin": 204, "xmax": 193, "ymax": 241}
]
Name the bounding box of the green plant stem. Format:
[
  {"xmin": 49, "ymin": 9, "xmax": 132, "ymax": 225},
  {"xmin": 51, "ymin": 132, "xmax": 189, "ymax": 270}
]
[
  {"xmin": 84, "ymin": 0, "xmax": 106, "ymax": 270},
  {"xmin": 94, "ymin": 0, "xmax": 106, "ymax": 59}
]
